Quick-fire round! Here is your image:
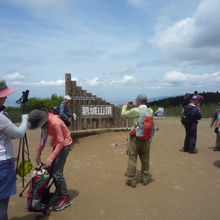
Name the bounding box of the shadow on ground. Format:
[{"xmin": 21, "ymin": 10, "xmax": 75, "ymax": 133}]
[
  {"xmin": 10, "ymin": 213, "xmax": 49, "ymax": 220},
  {"xmin": 214, "ymin": 160, "xmax": 220, "ymax": 168},
  {"xmin": 69, "ymin": 189, "xmax": 79, "ymax": 201}
]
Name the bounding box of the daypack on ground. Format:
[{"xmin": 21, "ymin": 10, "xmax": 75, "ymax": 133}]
[
  {"xmin": 181, "ymin": 105, "xmax": 195, "ymax": 125},
  {"xmin": 27, "ymin": 167, "xmax": 53, "ymax": 215},
  {"xmin": 135, "ymin": 108, "xmax": 154, "ymax": 140}
]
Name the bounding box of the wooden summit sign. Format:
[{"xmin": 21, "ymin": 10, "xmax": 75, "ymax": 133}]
[{"xmin": 81, "ymin": 105, "xmax": 113, "ymax": 118}]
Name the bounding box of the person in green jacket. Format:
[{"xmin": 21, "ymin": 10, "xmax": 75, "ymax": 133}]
[{"xmin": 121, "ymin": 94, "xmax": 153, "ymax": 188}]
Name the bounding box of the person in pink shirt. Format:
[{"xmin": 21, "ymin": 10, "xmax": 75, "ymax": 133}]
[{"xmin": 28, "ymin": 108, "xmax": 72, "ymax": 211}]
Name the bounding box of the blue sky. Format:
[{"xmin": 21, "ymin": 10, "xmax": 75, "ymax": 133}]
[{"xmin": 1, "ymin": 0, "xmax": 220, "ymax": 105}]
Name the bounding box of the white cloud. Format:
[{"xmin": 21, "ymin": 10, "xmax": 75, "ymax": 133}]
[
  {"xmin": 122, "ymin": 75, "xmax": 135, "ymax": 83},
  {"xmin": 86, "ymin": 77, "xmax": 102, "ymax": 86},
  {"xmin": 84, "ymin": 75, "xmax": 137, "ymax": 88},
  {"xmin": 32, "ymin": 79, "xmax": 65, "ymax": 87},
  {"xmin": 150, "ymin": 0, "xmax": 220, "ymax": 65},
  {"xmin": 3, "ymin": 72, "xmax": 25, "ymax": 80},
  {"xmin": 151, "ymin": 18, "xmax": 194, "ymax": 49},
  {"xmin": 154, "ymin": 70, "xmax": 220, "ymax": 88}
]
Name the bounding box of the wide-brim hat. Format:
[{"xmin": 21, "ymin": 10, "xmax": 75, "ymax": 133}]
[
  {"xmin": 0, "ymin": 80, "xmax": 16, "ymax": 98},
  {"xmin": 28, "ymin": 109, "xmax": 48, "ymax": 129}
]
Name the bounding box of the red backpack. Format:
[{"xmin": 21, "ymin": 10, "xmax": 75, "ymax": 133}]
[
  {"xmin": 136, "ymin": 108, "xmax": 154, "ymax": 140},
  {"xmin": 27, "ymin": 167, "xmax": 53, "ymax": 215}
]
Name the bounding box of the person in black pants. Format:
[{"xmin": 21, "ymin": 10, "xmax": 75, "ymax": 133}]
[{"xmin": 182, "ymin": 96, "xmax": 202, "ymax": 153}]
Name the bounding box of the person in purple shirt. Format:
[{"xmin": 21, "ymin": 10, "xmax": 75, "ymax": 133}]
[{"xmin": 193, "ymin": 91, "xmax": 204, "ymax": 107}]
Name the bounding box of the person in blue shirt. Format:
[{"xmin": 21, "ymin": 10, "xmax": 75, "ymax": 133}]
[{"xmin": 52, "ymin": 95, "xmax": 72, "ymax": 127}]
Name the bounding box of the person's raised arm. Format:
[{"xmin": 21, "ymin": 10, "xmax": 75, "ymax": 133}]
[{"xmin": 4, "ymin": 114, "xmax": 28, "ymax": 138}]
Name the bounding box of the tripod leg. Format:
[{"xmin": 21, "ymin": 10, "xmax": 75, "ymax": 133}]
[
  {"xmin": 24, "ymin": 134, "xmax": 30, "ymax": 158},
  {"xmin": 16, "ymin": 139, "xmax": 22, "ymax": 170},
  {"xmin": 22, "ymin": 138, "xmax": 25, "ymax": 188}
]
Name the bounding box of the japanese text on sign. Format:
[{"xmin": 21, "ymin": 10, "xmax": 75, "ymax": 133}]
[{"xmin": 81, "ymin": 105, "xmax": 113, "ymax": 118}]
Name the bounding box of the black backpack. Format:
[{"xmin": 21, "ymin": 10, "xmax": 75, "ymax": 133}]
[
  {"xmin": 181, "ymin": 105, "xmax": 195, "ymax": 125},
  {"xmin": 51, "ymin": 104, "xmax": 70, "ymax": 127}
]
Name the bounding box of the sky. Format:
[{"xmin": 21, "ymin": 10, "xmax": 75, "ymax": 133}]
[{"xmin": 1, "ymin": 0, "xmax": 220, "ymax": 105}]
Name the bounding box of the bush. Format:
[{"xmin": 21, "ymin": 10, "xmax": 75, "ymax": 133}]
[
  {"xmin": 5, "ymin": 94, "xmax": 63, "ymax": 123},
  {"xmin": 6, "ymin": 106, "xmax": 22, "ymax": 123},
  {"xmin": 161, "ymin": 104, "xmax": 216, "ymax": 118}
]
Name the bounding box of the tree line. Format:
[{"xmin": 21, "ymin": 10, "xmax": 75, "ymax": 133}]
[
  {"xmin": 149, "ymin": 92, "xmax": 220, "ymax": 107},
  {"xmin": 149, "ymin": 92, "xmax": 220, "ymax": 118},
  {"xmin": 5, "ymin": 92, "xmax": 220, "ymax": 123}
]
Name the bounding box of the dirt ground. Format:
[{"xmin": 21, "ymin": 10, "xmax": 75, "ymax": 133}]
[{"xmin": 8, "ymin": 117, "xmax": 220, "ymax": 220}]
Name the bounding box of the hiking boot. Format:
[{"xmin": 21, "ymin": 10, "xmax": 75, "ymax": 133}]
[
  {"xmin": 213, "ymin": 147, "xmax": 220, "ymax": 151},
  {"xmin": 126, "ymin": 180, "xmax": 136, "ymax": 188},
  {"xmin": 142, "ymin": 179, "xmax": 148, "ymax": 186},
  {"xmin": 52, "ymin": 195, "xmax": 71, "ymax": 211},
  {"xmin": 189, "ymin": 148, "xmax": 198, "ymax": 154}
]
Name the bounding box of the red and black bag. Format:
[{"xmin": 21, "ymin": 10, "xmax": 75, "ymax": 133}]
[{"xmin": 27, "ymin": 167, "xmax": 53, "ymax": 215}]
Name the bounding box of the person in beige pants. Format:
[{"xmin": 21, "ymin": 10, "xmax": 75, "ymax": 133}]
[{"xmin": 121, "ymin": 94, "xmax": 153, "ymax": 188}]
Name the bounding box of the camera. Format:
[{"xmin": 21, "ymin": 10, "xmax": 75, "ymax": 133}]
[
  {"xmin": 16, "ymin": 90, "xmax": 30, "ymax": 113},
  {"xmin": 16, "ymin": 90, "xmax": 29, "ymax": 105},
  {"xmin": 127, "ymin": 101, "xmax": 135, "ymax": 110}
]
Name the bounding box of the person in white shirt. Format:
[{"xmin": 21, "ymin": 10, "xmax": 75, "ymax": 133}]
[
  {"xmin": 155, "ymin": 105, "xmax": 164, "ymax": 117},
  {"xmin": 0, "ymin": 80, "xmax": 28, "ymax": 220}
]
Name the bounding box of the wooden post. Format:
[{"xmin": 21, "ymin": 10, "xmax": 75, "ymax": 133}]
[
  {"xmin": 65, "ymin": 73, "xmax": 71, "ymax": 95},
  {"xmin": 71, "ymin": 80, "xmax": 77, "ymax": 131}
]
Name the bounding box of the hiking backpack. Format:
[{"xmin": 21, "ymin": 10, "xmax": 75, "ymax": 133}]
[
  {"xmin": 181, "ymin": 105, "xmax": 195, "ymax": 125},
  {"xmin": 27, "ymin": 167, "xmax": 53, "ymax": 215},
  {"xmin": 136, "ymin": 108, "xmax": 154, "ymax": 140},
  {"xmin": 51, "ymin": 104, "xmax": 71, "ymax": 127}
]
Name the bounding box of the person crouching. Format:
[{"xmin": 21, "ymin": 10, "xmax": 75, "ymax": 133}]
[{"xmin": 28, "ymin": 108, "xmax": 72, "ymax": 211}]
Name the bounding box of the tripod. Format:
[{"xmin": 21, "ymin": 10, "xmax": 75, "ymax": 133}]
[{"xmin": 15, "ymin": 90, "xmax": 32, "ymax": 188}]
